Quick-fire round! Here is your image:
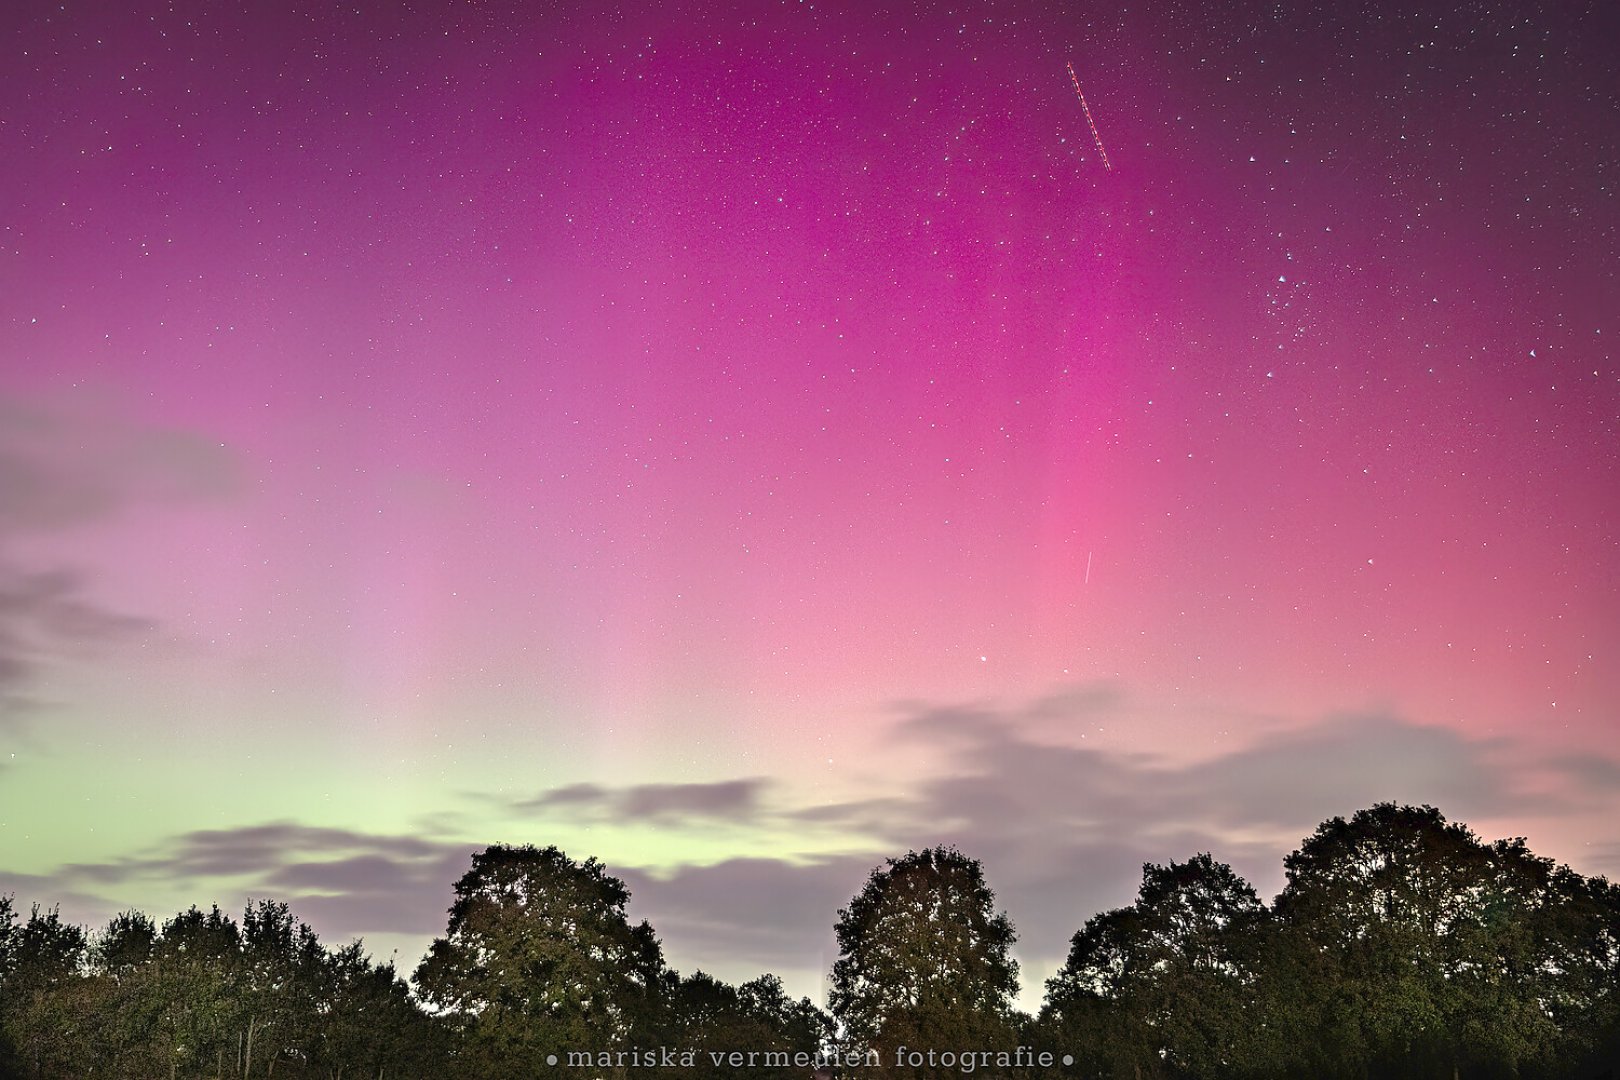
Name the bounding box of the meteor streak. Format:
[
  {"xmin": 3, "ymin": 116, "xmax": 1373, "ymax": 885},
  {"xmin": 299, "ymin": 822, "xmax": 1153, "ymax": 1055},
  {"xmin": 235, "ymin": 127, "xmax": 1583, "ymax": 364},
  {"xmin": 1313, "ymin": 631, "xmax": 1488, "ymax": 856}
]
[{"xmin": 1067, "ymin": 62, "xmax": 1112, "ymax": 171}]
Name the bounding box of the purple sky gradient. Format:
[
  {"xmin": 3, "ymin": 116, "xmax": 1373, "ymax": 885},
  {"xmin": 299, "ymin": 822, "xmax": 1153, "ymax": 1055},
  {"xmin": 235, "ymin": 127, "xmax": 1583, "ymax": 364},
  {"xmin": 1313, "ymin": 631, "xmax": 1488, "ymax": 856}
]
[{"xmin": 2, "ymin": 0, "xmax": 1616, "ymax": 1002}]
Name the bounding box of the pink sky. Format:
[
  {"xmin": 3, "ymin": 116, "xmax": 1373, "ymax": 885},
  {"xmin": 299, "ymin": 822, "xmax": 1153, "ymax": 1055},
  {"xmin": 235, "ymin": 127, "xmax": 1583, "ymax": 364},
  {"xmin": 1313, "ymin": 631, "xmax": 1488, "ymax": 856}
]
[{"xmin": 2, "ymin": 0, "xmax": 1616, "ymax": 1002}]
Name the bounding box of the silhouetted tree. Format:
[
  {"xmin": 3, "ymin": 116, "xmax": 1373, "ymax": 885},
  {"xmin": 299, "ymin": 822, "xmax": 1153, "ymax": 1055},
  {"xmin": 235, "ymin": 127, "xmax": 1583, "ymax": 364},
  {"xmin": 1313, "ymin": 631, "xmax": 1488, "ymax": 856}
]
[
  {"xmin": 0, "ymin": 895, "xmax": 18, "ymax": 1077},
  {"xmin": 1515, "ymin": 857, "xmax": 1620, "ymax": 1080},
  {"xmin": 737, "ymin": 973, "xmax": 834, "ymax": 1066},
  {"xmin": 1034, "ymin": 905, "xmax": 1149, "ymax": 1080},
  {"xmin": 657, "ymin": 969, "xmax": 831, "ymax": 1078},
  {"xmin": 0, "ymin": 903, "xmax": 89, "ymax": 1077},
  {"xmin": 0, "ymin": 895, "xmax": 456, "ymax": 1079},
  {"xmin": 1039, "ymin": 854, "xmax": 1265, "ymax": 1080},
  {"xmin": 413, "ymin": 844, "xmax": 664, "ymax": 1078},
  {"xmin": 829, "ymin": 847, "xmax": 1020, "ymax": 1077},
  {"xmin": 150, "ymin": 904, "xmax": 247, "ymax": 1077},
  {"xmin": 1270, "ymin": 803, "xmax": 1613, "ymax": 1080},
  {"xmin": 93, "ymin": 909, "xmax": 157, "ymax": 974},
  {"xmin": 1, "ymin": 808, "xmax": 1612, "ymax": 1079},
  {"xmin": 318, "ymin": 943, "xmax": 451, "ymax": 1078}
]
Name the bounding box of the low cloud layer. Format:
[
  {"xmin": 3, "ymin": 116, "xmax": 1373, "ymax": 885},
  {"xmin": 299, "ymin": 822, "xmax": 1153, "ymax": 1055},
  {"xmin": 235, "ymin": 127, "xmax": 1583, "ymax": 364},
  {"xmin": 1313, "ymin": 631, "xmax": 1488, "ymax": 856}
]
[
  {"xmin": 516, "ymin": 778, "xmax": 770, "ymax": 824},
  {"xmin": 35, "ymin": 823, "xmax": 477, "ymax": 946},
  {"xmin": 5, "ymin": 694, "xmax": 1616, "ymax": 1003}
]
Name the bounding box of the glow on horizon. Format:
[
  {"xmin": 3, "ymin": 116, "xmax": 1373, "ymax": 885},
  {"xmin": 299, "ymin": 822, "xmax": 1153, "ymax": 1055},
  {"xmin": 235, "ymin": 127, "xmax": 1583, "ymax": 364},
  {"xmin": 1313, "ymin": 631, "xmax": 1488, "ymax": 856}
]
[{"xmin": 1, "ymin": 0, "xmax": 1616, "ymax": 1003}]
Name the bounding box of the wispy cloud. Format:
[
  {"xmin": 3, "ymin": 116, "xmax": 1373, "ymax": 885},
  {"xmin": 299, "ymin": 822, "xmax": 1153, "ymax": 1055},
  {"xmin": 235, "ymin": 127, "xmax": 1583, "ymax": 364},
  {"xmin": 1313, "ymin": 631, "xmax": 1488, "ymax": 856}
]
[
  {"xmin": 6, "ymin": 692, "xmax": 1617, "ymax": 1000},
  {"xmin": 0, "ymin": 392, "xmax": 241, "ymax": 728},
  {"xmin": 58, "ymin": 822, "xmax": 454, "ymax": 885},
  {"xmin": 516, "ymin": 777, "xmax": 771, "ymax": 824},
  {"xmin": 22, "ymin": 822, "xmax": 476, "ymax": 942}
]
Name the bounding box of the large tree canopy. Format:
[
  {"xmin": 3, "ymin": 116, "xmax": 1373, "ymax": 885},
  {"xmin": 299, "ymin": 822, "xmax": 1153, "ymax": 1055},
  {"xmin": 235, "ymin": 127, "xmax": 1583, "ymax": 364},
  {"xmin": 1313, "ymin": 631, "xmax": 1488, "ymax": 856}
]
[
  {"xmin": 1040, "ymin": 854, "xmax": 1265, "ymax": 1080},
  {"xmin": 1035, "ymin": 808, "xmax": 1620, "ymax": 1080},
  {"xmin": 413, "ymin": 843, "xmax": 665, "ymax": 1077},
  {"xmin": 829, "ymin": 846, "xmax": 1020, "ymax": 1075},
  {"xmin": 1273, "ymin": 803, "xmax": 1619, "ymax": 1079},
  {"xmin": 655, "ymin": 970, "xmax": 832, "ymax": 1079},
  {"xmin": 0, "ymin": 897, "xmax": 443, "ymax": 1080},
  {"xmin": 0, "ymin": 900, "xmax": 89, "ymax": 1077}
]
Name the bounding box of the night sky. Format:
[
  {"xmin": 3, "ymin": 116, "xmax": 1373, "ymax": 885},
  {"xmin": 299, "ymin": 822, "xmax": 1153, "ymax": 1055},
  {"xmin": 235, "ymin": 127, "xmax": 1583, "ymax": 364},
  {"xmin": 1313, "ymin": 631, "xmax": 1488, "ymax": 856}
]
[{"xmin": 2, "ymin": 0, "xmax": 1617, "ymax": 1004}]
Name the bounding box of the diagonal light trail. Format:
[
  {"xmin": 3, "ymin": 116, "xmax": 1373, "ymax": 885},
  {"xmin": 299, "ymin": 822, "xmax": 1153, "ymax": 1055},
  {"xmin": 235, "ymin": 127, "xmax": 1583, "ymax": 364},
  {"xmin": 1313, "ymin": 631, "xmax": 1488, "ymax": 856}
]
[{"xmin": 1067, "ymin": 62, "xmax": 1113, "ymax": 171}]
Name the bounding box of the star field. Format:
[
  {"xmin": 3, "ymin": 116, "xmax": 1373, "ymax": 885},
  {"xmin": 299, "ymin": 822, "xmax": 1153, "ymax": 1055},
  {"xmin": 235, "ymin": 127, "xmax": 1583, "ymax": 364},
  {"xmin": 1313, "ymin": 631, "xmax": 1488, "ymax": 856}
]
[{"xmin": 1, "ymin": 0, "xmax": 1616, "ymax": 1001}]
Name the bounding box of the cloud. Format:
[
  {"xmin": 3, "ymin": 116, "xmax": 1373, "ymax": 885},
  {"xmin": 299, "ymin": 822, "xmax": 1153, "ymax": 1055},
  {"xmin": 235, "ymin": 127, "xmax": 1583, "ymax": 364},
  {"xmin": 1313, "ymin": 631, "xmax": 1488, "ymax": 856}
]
[
  {"xmin": 1543, "ymin": 754, "xmax": 1620, "ymax": 802},
  {"xmin": 7, "ymin": 691, "xmax": 1618, "ymax": 1005},
  {"xmin": 1167, "ymin": 714, "xmax": 1536, "ymax": 828},
  {"xmin": 1582, "ymin": 841, "xmax": 1620, "ymax": 880},
  {"xmin": 622, "ymin": 855, "xmax": 874, "ymax": 978},
  {"xmin": 58, "ymin": 822, "xmax": 456, "ymax": 886},
  {"xmin": 0, "ymin": 566, "xmax": 150, "ymax": 725},
  {"xmin": 35, "ymin": 822, "xmax": 477, "ymax": 949},
  {"xmin": 0, "ymin": 395, "xmax": 238, "ymax": 534},
  {"xmin": 0, "ymin": 392, "xmax": 241, "ymax": 727},
  {"xmin": 520, "ymin": 782, "xmax": 610, "ymax": 808},
  {"xmin": 786, "ymin": 797, "xmax": 914, "ymax": 830},
  {"xmin": 0, "ymin": 871, "xmax": 120, "ymax": 923},
  {"xmin": 516, "ymin": 777, "xmax": 771, "ymax": 824},
  {"xmin": 857, "ymin": 698, "xmax": 1617, "ymax": 961},
  {"xmin": 266, "ymin": 849, "xmax": 479, "ymax": 937},
  {"xmin": 599, "ymin": 696, "xmax": 1619, "ymax": 993}
]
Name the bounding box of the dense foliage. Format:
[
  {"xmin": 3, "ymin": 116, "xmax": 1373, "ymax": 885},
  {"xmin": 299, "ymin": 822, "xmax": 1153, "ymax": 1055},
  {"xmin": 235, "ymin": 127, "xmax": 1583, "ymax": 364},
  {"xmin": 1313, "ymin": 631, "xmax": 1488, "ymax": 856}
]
[
  {"xmin": 0, "ymin": 896, "xmax": 443, "ymax": 1078},
  {"xmin": 1030, "ymin": 806, "xmax": 1620, "ymax": 1080},
  {"xmin": 829, "ymin": 846, "xmax": 1022, "ymax": 1075},
  {"xmin": 1, "ymin": 805, "xmax": 1615, "ymax": 1078},
  {"xmin": 413, "ymin": 843, "xmax": 685, "ymax": 1078}
]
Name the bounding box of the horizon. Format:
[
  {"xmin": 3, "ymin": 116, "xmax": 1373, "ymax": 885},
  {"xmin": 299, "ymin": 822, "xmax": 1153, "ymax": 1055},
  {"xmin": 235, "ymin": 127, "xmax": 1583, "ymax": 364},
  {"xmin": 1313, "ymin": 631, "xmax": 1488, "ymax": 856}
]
[{"xmin": 0, "ymin": 798, "xmax": 1604, "ymax": 1014}]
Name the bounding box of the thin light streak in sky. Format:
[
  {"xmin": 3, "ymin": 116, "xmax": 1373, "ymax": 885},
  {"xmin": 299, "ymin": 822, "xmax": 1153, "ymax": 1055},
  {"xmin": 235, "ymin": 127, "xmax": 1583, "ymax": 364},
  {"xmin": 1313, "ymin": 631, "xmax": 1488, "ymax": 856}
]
[{"xmin": 1067, "ymin": 61, "xmax": 1112, "ymax": 171}]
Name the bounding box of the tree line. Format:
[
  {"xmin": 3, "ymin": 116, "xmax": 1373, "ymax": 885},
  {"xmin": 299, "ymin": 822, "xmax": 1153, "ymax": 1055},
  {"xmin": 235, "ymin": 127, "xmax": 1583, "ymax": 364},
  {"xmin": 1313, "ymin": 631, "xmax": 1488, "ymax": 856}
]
[{"xmin": 1, "ymin": 803, "xmax": 1616, "ymax": 1078}]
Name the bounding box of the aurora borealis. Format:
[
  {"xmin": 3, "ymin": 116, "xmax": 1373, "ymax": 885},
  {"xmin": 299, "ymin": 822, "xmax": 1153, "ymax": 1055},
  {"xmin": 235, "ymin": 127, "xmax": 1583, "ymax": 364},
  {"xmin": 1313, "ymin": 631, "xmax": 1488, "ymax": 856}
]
[{"xmin": 1, "ymin": 0, "xmax": 1617, "ymax": 1003}]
